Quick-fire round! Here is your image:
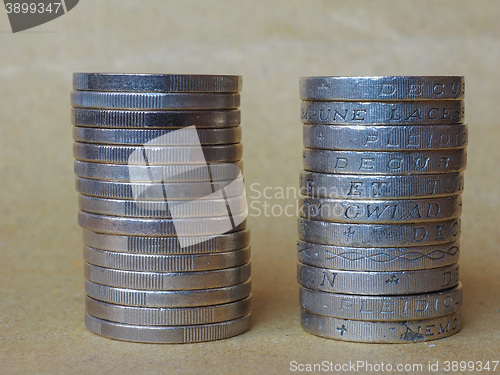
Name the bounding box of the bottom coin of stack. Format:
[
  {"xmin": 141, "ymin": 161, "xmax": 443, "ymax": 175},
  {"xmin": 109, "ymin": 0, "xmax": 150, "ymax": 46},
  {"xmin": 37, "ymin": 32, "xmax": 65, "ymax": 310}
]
[{"xmin": 82, "ymin": 230, "xmax": 252, "ymax": 343}]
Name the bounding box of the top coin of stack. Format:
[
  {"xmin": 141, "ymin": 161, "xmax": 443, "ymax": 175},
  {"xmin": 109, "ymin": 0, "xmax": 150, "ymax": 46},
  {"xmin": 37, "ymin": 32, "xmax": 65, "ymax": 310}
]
[
  {"xmin": 297, "ymin": 76, "xmax": 466, "ymax": 343},
  {"xmin": 72, "ymin": 73, "xmax": 251, "ymax": 343}
]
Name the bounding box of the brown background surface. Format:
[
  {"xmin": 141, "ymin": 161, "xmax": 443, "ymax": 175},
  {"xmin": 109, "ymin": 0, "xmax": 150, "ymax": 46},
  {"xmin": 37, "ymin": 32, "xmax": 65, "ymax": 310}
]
[{"xmin": 1, "ymin": 1, "xmax": 499, "ymax": 374}]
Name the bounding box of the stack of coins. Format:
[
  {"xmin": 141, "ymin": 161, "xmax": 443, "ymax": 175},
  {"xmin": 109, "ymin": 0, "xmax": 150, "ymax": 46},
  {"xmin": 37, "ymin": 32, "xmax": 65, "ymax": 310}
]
[
  {"xmin": 297, "ymin": 76, "xmax": 466, "ymax": 343},
  {"xmin": 72, "ymin": 73, "xmax": 251, "ymax": 343}
]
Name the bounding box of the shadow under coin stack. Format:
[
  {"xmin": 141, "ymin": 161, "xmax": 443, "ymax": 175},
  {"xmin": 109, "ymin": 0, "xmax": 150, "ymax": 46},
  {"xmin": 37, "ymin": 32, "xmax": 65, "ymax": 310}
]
[
  {"xmin": 297, "ymin": 76, "xmax": 466, "ymax": 343},
  {"xmin": 72, "ymin": 73, "xmax": 251, "ymax": 343}
]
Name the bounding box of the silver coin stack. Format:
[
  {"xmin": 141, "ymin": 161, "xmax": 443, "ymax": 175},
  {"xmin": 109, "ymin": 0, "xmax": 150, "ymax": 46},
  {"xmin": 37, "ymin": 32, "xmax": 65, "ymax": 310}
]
[
  {"xmin": 72, "ymin": 73, "xmax": 251, "ymax": 343},
  {"xmin": 297, "ymin": 76, "xmax": 466, "ymax": 343}
]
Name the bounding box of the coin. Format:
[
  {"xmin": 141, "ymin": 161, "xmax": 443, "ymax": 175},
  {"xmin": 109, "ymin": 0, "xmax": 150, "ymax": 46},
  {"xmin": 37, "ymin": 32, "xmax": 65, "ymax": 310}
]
[
  {"xmin": 71, "ymin": 91, "xmax": 240, "ymax": 110},
  {"xmin": 84, "ymin": 262, "xmax": 251, "ymax": 290},
  {"xmin": 297, "ymin": 262, "xmax": 459, "ymax": 295},
  {"xmin": 74, "ymin": 161, "xmax": 243, "ymax": 182},
  {"xmin": 301, "ymin": 100, "xmax": 464, "ymax": 125},
  {"xmin": 85, "ymin": 279, "xmax": 252, "ymax": 307},
  {"xmin": 299, "ymin": 283, "xmax": 462, "ymax": 321},
  {"xmin": 72, "ymin": 108, "xmax": 241, "ymax": 128},
  {"xmin": 82, "ymin": 229, "xmax": 250, "ymax": 254},
  {"xmin": 299, "ymin": 76, "xmax": 464, "ymax": 101},
  {"xmin": 299, "ymin": 171, "xmax": 464, "ymax": 199},
  {"xmin": 297, "ymin": 240, "xmax": 460, "ymax": 271},
  {"xmin": 85, "ymin": 295, "xmax": 251, "ymax": 326},
  {"xmin": 85, "ymin": 313, "xmax": 251, "ymax": 343},
  {"xmin": 74, "ymin": 73, "xmax": 242, "ymax": 93},
  {"xmin": 78, "ymin": 194, "xmax": 247, "ymax": 218},
  {"xmin": 73, "ymin": 126, "xmax": 242, "ymax": 145},
  {"xmin": 298, "ymin": 217, "xmax": 460, "ymax": 247},
  {"xmin": 303, "ymin": 149, "xmax": 466, "ymax": 175},
  {"xmin": 299, "ymin": 196, "xmax": 462, "ymax": 223},
  {"xmin": 73, "ymin": 143, "xmax": 243, "ymax": 164},
  {"xmin": 78, "ymin": 211, "xmax": 247, "ymax": 236},
  {"xmin": 303, "ymin": 124, "xmax": 468, "ymax": 151},
  {"xmin": 76, "ymin": 177, "xmax": 243, "ymax": 200},
  {"xmin": 84, "ymin": 246, "xmax": 251, "ymax": 272},
  {"xmin": 301, "ymin": 309, "xmax": 462, "ymax": 343}
]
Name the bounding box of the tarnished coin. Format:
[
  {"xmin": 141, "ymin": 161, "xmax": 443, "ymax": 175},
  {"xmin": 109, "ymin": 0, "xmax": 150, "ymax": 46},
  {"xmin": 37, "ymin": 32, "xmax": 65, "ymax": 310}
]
[
  {"xmin": 299, "ymin": 196, "xmax": 462, "ymax": 223},
  {"xmin": 85, "ymin": 279, "xmax": 252, "ymax": 307},
  {"xmin": 74, "ymin": 73, "xmax": 242, "ymax": 93},
  {"xmin": 86, "ymin": 296, "xmax": 251, "ymax": 325},
  {"xmin": 303, "ymin": 124, "xmax": 468, "ymax": 151},
  {"xmin": 72, "ymin": 109, "xmax": 241, "ymax": 128},
  {"xmin": 297, "ymin": 262, "xmax": 459, "ymax": 295},
  {"xmin": 71, "ymin": 91, "xmax": 240, "ymax": 110},
  {"xmin": 303, "ymin": 149, "xmax": 466, "ymax": 175},
  {"xmin": 297, "ymin": 240, "xmax": 460, "ymax": 271},
  {"xmin": 299, "ymin": 172, "xmax": 464, "ymax": 199},
  {"xmin": 85, "ymin": 313, "xmax": 251, "ymax": 343},
  {"xmin": 74, "ymin": 142, "xmax": 242, "ymax": 164},
  {"xmin": 299, "ymin": 283, "xmax": 462, "ymax": 321},
  {"xmin": 299, "ymin": 76, "xmax": 464, "ymax": 101},
  {"xmin": 73, "ymin": 126, "xmax": 242, "ymax": 145},
  {"xmin": 84, "ymin": 246, "xmax": 251, "ymax": 272},
  {"xmin": 301, "ymin": 100, "xmax": 464, "ymax": 125},
  {"xmin": 298, "ymin": 217, "xmax": 460, "ymax": 247},
  {"xmin": 301, "ymin": 309, "xmax": 462, "ymax": 343},
  {"xmin": 84, "ymin": 262, "xmax": 251, "ymax": 290},
  {"xmin": 82, "ymin": 229, "xmax": 250, "ymax": 254}
]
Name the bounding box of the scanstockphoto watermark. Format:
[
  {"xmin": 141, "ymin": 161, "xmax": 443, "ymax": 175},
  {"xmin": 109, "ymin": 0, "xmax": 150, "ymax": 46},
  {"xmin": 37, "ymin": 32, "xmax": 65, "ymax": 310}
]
[
  {"xmin": 3, "ymin": 0, "xmax": 79, "ymax": 33},
  {"xmin": 247, "ymin": 182, "xmax": 369, "ymax": 219},
  {"xmin": 247, "ymin": 183, "xmax": 435, "ymax": 219},
  {"xmin": 248, "ymin": 182, "xmax": 407, "ymax": 218},
  {"xmin": 289, "ymin": 360, "xmax": 500, "ymax": 373},
  {"xmin": 248, "ymin": 183, "xmax": 303, "ymax": 218},
  {"xmin": 290, "ymin": 360, "xmax": 426, "ymax": 372}
]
